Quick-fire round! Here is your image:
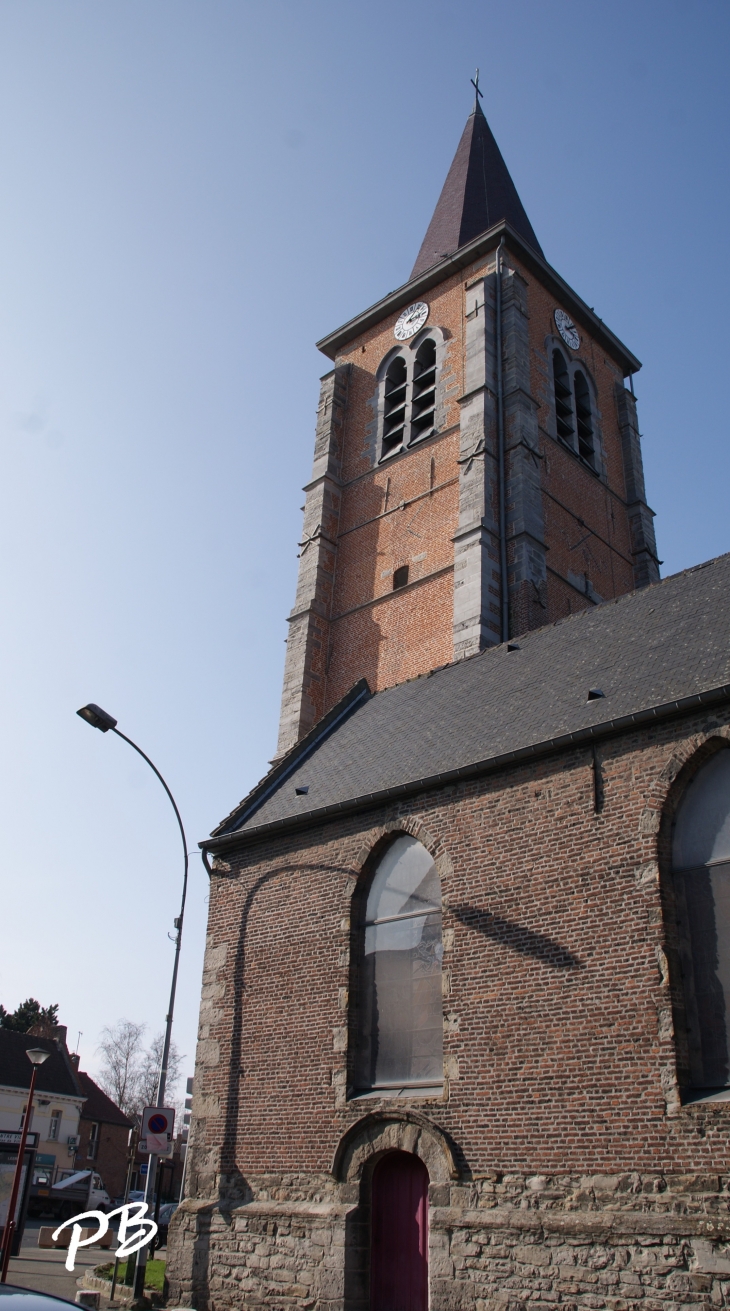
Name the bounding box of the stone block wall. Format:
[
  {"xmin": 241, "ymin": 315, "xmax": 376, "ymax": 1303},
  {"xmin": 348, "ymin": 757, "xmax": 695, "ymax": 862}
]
[
  {"xmin": 167, "ymin": 1171, "xmax": 730, "ymax": 1311},
  {"xmin": 276, "ymin": 365, "xmax": 349, "ymax": 759}
]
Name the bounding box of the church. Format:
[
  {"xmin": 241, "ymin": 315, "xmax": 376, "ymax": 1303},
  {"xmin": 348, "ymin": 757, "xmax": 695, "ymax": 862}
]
[{"xmin": 167, "ymin": 88, "xmax": 730, "ymax": 1311}]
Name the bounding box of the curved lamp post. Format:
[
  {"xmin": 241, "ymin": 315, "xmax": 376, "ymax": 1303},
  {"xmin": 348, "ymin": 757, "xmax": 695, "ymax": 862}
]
[
  {"xmin": 77, "ymin": 703, "xmax": 188, "ymax": 1296},
  {"xmin": 0, "ymin": 1046, "xmax": 51, "ymax": 1282}
]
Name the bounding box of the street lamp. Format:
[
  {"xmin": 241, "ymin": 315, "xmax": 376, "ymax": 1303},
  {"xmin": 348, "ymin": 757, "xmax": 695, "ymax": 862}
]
[
  {"xmin": 0, "ymin": 1047, "xmax": 50, "ymax": 1282},
  {"xmin": 77, "ymin": 703, "xmax": 189, "ymax": 1297}
]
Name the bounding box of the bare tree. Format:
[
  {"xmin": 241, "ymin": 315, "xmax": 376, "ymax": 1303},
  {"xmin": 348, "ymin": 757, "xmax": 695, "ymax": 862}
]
[
  {"xmin": 97, "ymin": 1020, "xmax": 147, "ymax": 1118},
  {"xmin": 137, "ymin": 1032, "xmax": 183, "ymax": 1109},
  {"xmin": 97, "ymin": 1021, "xmax": 184, "ymax": 1119}
]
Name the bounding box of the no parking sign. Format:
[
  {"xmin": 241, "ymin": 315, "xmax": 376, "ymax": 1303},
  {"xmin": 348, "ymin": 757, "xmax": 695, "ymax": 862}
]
[{"xmin": 139, "ymin": 1106, "xmax": 175, "ymax": 1158}]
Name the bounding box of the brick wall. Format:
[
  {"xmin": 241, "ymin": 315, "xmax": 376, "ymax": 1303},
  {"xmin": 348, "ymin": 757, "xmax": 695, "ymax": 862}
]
[
  {"xmin": 74, "ymin": 1116, "xmax": 129, "ymax": 1200},
  {"xmin": 167, "ymin": 707, "xmax": 730, "ymax": 1310}
]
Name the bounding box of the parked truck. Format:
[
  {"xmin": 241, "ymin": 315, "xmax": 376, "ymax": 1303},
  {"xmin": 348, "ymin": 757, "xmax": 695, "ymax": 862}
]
[{"xmin": 28, "ymin": 1167, "xmax": 112, "ymax": 1221}]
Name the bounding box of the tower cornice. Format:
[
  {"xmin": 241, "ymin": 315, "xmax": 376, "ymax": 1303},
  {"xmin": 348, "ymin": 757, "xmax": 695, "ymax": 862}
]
[{"xmin": 316, "ymin": 219, "xmax": 641, "ymax": 377}]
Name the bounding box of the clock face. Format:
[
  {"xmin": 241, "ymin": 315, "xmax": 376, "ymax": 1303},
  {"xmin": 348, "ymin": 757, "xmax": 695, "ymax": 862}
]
[
  {"xmin": 394, "ymin": 302, "xmax": 429, "ymax": 341},
  {"xmin": 554, "ymin": 308, "xmax": 580, "ymax": 351}
]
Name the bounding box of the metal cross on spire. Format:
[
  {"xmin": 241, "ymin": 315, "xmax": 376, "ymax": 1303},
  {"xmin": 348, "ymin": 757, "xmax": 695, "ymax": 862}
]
[{"xmin": 471, "ymin": 68, "xmax": 483, "ymax": 106}]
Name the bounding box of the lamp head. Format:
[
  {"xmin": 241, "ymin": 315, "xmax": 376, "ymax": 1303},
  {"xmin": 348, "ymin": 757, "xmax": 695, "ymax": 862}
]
[
  {"xmin": 26, "ymin": 1048, "xmax": 51, "ymax": 1067},
  {"xmin": 77, "ymin": 704, "xmax": 118, "ymax": 733}
]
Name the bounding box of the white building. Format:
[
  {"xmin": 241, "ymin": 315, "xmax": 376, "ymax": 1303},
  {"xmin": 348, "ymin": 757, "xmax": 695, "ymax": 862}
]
[{"xmin": 0, "ymin": 1027, "xmax": 85, "ymax": 1178}]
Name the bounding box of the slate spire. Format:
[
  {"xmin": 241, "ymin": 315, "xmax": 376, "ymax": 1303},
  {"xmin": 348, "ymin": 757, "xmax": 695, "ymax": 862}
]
[{"xmin": 410, "ymin": 99, "xmax": 543, "ymax": 280}]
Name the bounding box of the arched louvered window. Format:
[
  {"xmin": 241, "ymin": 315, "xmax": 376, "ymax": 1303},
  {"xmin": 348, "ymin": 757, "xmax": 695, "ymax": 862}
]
[
  {"xmin": 552, "ymin": 349, "xmax": 575, "ymax": 448},
  {"xmin": 410, "ymin": 338, "xmax": 437, "ymax": 441},
  {"xmin": 573, "ymin": 370, "xmax": 595, "ymax": 466},
  {"xmin": 351, "ymin": 835, "xmax": 444, "ymax": 1097},
  {"xmin": 382, "ymin": 356, "xmax": 408, "ymax": 455},
  {"xmin": 672, "ymin": 748, "xmax": 730, "ymax": 1092}
]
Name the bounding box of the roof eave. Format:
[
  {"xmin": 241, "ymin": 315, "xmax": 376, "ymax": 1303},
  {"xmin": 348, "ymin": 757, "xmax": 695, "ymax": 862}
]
[
  {"xmin": 316, "ymin": 220, "xmax": 641, "ymax": 377},
  {"xmin": 200, "ymin": 682, "xmax": 730, "ymax": 857},
  {"xmin": 0, "ymin": 1082, "xmax": 83, "ymax": 1103}
]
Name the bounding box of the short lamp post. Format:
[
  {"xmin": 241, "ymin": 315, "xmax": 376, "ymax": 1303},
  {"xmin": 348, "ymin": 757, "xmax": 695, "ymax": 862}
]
[
  {"xmin": 76, "ymin": 703, "xmax": 188, "ymax": 1299},
  {"xmin": 0, "ymin": 1047, "xmax": 50, "ymax": 1282}
]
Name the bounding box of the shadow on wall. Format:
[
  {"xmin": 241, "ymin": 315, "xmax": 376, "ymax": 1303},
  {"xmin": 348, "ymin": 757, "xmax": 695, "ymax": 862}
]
[
  {"xmin": 189, "ymin": 1207, "xmax": 212, "ymax": 1311},
  {"xmin": 343, "ymin": 1196, "xmax": 369, "ymax": 1311},
  {"xmin": 222, "ymin": 860, "xmax": 362, "ymax": 1201},
  {"xmin": 450, "ymin": 903, "xmax": 583, "ymax": 971}
]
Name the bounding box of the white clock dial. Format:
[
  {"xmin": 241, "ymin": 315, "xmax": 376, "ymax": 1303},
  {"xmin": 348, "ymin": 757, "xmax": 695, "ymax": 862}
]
[
  {"xmin": 394, "ymin": 302, "xmax": 429, "ymax": 341},
  {"xmin": 554, "ymin": 308, "xmax": 580, "ymax": 351}
]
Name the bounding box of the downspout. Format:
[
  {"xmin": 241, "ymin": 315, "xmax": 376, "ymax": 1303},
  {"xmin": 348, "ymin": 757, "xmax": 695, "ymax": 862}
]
[{"xmin": 495, "ymin": 238, "xmax": 509, "ymax": 642}]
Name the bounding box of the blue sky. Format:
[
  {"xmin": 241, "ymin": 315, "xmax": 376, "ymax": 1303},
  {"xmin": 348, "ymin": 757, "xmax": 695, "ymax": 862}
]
[{"xmin": 0, "ymin": 0, "xmax": 727, "ymax": 1090}]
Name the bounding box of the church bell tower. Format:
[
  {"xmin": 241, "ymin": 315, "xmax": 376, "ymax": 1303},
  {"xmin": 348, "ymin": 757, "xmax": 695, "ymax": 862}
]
[{"xmin": 276, "ymin": 86, "xmax": 659, "ymax": 759}]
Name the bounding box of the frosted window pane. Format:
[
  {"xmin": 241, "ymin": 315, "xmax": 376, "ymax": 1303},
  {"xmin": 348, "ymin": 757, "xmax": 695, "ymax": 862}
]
[
  {"xmin": 366, "ymin": 835, "xmax": 441, "ymax": 922},
  {"xmin": 673, "ymin": 750, "xmax": 730, "ymax": 871},
  {"xmin": 354, "ymin": 837, "xmax": 443, "ymax": 1092},
  {"xmin": 675, "ymin": 862, "xmax": 730, "ymax": 1087}
]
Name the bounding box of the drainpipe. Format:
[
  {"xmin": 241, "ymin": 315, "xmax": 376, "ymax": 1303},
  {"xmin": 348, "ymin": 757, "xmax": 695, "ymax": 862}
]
[{"xmin": 495, "ymin": 238, "xmax": 509, "ymax": 643}]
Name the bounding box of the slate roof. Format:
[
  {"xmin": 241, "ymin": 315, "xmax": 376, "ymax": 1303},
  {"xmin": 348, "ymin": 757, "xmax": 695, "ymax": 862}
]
[
  {"xmin": 77, "ymin": 1071, "xmax": 132, "ymax": 1128},
  {"xmin": 0, "ymin": 1031, "xmax": 83, "ymax": 1098},
  {"xmin": 207, "ymin": 554, "xmax": 730, "ymax": 850},
  {"xmin": 410, "ymin": 100, "xmax": 544, "ymax": 280}
]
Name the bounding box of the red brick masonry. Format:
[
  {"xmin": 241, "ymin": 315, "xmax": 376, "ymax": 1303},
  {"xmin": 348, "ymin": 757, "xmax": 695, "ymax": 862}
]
[{"xmin": 167, "ymin": 706, "xmax": 730, "ymax": 1311}]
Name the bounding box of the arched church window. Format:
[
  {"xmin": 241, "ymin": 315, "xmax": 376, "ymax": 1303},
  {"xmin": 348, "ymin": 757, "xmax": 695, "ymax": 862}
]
[
  {"xmin": 382, "ymin": 356, "xmax": 408, "ymax": 456},
  {"xmin": 552, "ymin": 349, "xmax": 575, "ymax": 449},
  {"xmin": 672, "ymin": 747, "xmax": 730, "ymax": 1093},
  {"xmin": 350, "ymin": 835, "xmax": 444, "ymax": 1097},
  {"xmin": 573, "ymin": 370, "xmax": 595, "ymax": 467},
  {"xmin": 410, "ymin": 338, "xmax": 437, "ymax": 442}
]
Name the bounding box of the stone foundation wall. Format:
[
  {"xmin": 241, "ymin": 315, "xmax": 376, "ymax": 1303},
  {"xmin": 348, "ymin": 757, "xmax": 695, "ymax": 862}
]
[{"xmin": 166, "ymin": 1171, "xmax": 730, "ymax": 1311}]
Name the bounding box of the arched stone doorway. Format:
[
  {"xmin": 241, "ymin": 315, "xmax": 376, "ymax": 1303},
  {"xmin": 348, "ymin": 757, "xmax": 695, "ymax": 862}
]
[
  {"xmin": 333, "ymin": 1112, "xmax": 456, "ymax": 1311},
  {"xmin": 370, "ymin": 1151, "xmax": 429, "ymax": 1311}
]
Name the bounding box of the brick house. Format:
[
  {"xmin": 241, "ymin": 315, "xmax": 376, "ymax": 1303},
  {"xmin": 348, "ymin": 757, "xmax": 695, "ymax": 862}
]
[
  {"xmin": 73, "ymin": 1067, "xmax": 133, "ymax": 1201},
  {"xmin": 167, "ymin": 95, "xmax": 730, "ymax": 1311}
]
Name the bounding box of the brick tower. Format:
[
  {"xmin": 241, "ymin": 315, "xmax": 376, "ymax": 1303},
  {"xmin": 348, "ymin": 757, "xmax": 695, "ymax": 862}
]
[{"xmin": 276, "ymin": 91, "xmax": 659, "ymax": 758}]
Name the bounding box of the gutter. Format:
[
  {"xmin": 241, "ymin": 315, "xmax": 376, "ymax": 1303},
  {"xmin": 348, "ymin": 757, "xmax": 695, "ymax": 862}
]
[
  {"xmin": 200, "ymin": 681, "xmax": 730, "ymax": 857},
  {"xmin": 315, "ymin": 220, "xmax": 642, "ymax": 378}
]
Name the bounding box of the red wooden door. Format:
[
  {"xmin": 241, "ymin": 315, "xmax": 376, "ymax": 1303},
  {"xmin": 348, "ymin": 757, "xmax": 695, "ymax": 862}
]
[{"xmin": 370, "ymin": 1151, "xmax": 429, "ymax": 1311}]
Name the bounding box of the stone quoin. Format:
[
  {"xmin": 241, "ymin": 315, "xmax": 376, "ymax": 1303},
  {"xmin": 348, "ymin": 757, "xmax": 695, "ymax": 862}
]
[{"xmin": 165, "ymin": 90, "xmax": 730, "ymax": 1311}]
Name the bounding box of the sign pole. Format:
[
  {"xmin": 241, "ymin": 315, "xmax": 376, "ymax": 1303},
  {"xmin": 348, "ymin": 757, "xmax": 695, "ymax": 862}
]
[{"xmin": 133, "ymin": 1108, "xmax": 175, "ymax": 1300}]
